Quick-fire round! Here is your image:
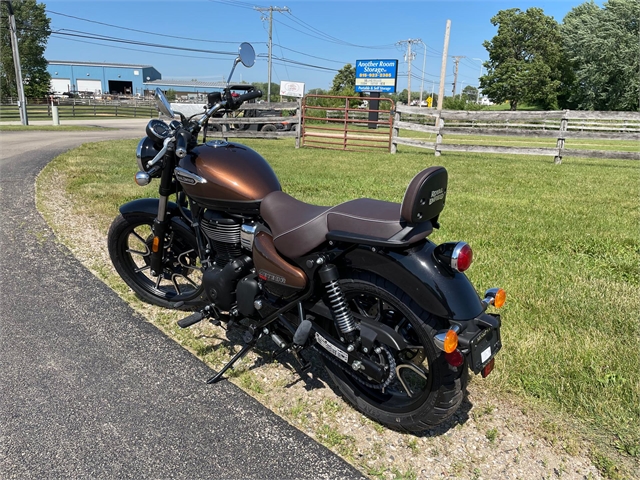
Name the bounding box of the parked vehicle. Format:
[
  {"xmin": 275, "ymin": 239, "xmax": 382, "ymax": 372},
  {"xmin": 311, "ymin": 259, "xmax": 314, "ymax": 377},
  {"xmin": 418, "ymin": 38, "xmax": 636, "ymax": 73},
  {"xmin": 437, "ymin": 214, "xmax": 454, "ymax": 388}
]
[
  {"xmin": 107, "ymin": 43, "xmax": 505, "ymax": 432},
  {"xmin": 203, "ymin": 85, "xmax": 291, "ymax": 134}
]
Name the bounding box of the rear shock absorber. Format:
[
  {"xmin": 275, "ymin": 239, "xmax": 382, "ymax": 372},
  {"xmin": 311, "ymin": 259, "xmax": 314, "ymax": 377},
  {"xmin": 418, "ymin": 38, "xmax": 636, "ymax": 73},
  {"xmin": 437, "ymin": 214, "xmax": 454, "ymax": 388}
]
[{"xmin": 319, "ymin": 264, "xmax": 356, "ymax": 339}]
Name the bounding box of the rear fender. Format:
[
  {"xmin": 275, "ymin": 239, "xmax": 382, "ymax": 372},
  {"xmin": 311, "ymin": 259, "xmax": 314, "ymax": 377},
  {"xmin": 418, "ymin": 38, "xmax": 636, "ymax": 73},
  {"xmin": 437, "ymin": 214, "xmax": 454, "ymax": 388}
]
[{"xmin": 343, "ymin": 241, "xmax": 484, "ymax": 321}]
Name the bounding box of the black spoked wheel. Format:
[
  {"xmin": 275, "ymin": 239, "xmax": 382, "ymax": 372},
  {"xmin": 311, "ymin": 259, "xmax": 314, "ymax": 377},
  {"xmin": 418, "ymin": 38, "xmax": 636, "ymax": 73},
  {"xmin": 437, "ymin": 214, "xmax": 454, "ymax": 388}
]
[
  {"xmin": 108, "ymin": 213, "xmax": 204, "ymax": 308},
  {"xmin": 320, "ymin": 272, "xmax": 465, "ymax": 432}
]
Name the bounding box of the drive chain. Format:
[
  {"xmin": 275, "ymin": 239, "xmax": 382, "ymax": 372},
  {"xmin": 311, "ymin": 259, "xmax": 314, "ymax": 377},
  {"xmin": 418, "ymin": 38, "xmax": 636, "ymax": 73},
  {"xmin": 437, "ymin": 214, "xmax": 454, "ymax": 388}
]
[{"xmin": 314, "ymin": 343, "xmax": 396, "ymax": 390}]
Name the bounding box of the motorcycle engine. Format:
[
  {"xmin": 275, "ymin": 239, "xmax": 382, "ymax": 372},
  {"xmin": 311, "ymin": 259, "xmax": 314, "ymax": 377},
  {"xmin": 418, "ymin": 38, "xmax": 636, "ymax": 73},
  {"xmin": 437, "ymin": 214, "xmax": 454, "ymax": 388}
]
[
  {"xmin": 201, "ymin": 210, "xmax": 243, "ymax": 267},
  {"xmin": 200, "ymin": 210, "xmax": 257, "ymax": 311}
]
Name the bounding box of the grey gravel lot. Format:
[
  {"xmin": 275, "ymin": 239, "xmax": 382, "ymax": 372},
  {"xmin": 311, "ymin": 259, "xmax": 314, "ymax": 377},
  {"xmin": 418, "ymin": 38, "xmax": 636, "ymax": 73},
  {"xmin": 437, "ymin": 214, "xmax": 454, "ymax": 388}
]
[{"xmin": 0, "ymin": 120, "xmax": 364, "ymax": 479}]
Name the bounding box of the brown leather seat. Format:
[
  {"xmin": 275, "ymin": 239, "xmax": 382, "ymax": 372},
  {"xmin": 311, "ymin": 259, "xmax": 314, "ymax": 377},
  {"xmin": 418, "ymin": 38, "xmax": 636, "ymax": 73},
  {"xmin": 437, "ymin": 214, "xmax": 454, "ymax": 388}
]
[
  {"xmin": 260, "ymin": 166, "xmax": 447, "ymax": 259},
  {"xmin": 260, "ymin": 192, "xmax": 429, "ymax": 259}
]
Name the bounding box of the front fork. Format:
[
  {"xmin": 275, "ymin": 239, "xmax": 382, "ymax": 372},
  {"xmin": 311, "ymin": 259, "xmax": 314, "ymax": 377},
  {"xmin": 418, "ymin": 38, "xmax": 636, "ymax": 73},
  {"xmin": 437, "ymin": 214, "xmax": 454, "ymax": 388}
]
[{"xmin": 149, "ymin": 152, "xmax": 175, "ymax": 277}]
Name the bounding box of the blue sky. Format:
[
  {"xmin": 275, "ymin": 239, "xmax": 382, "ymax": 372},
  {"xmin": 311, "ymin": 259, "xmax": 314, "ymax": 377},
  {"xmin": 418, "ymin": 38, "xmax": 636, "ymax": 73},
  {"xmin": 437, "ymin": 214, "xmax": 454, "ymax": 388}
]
[{"xmin": 43, "ymin": 0, "xmax": 593, "ymax": 94}]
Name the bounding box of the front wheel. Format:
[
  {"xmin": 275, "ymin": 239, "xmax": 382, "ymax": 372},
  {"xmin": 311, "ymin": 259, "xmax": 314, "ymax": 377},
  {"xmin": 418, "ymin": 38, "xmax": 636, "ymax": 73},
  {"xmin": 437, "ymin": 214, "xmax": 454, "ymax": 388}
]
[
  {"xmin": 108, "ymin": 213, "xmax": 204, "ymax": 308},
  {"xmin": 320, "ymin": 272, "xmax": 466, "ymax": 432}
]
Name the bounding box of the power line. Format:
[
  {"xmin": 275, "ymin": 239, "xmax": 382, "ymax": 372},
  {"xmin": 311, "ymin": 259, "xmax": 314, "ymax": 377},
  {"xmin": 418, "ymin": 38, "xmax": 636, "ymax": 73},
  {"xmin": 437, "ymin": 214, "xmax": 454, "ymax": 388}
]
[
  {"xmin": 272, "ymin": 21, "xmax": 290, "ymax": 80},
  {"xmin": 48, "ymin": 35, "xmax": 234, "ymax": 61},
  {"xmin": 45, "ymin": 9, "xmax": 254, "ymax": 44},
  {"xmin": 20, "ymin": 19, "xmax": 239, "ymax": 57},
  {"xmin": 272, "ymin": 44, "xmax": 348, "ymax": 65},
  {"xmin": 284, "ymin": 12, "xmax": 397, "ymax": 49},
  {"xmin": 258, "ymin": 54, "xmax": 338, "ymax": 72},
  {"xmin": 273, "ymin": 16, "xmax": 396, "ymax": 50},
  {"xmin": 208, "ymin": 0, "xmax": 256, "ymax": 10},
  {"xmin": 48, "ymin": 29, "xmax": 237, "ymax": 56}
]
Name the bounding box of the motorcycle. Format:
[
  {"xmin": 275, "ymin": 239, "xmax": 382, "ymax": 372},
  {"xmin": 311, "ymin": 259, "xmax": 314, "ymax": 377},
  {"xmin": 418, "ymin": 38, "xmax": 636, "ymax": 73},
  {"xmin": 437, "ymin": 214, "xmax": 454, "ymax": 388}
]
[{"xmin": 107, "ymin": 42, "xmax": 505, "ymax": 432}]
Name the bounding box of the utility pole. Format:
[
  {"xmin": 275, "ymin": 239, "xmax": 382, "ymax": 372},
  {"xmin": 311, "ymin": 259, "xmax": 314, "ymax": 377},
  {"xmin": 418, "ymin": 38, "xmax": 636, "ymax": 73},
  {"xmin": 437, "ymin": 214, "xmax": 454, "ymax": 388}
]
[
  {"xmin": 473, "ymin": 58, "xmax": 484, "ymax": 103},
  {"xmin": 5, "ymin": 0, "xmax": 28, "ymax": 125},
  {"xmin": 419, "ymin": 40, "xmax": 426, "ymax": 105},
  {"xmin": 254, "ymin": 5, "xmax": 290, "ymax": 103},
  {"xmin": 451, "ymin": 55, "xmax": 465, "ymax": 97},
  {"xmin": 397, "ymin": 38, "xmax": 421, "ymax": 105},
  {"xmin": 437, "ymin": 20, "xmax": 451, "ymax": 111}
]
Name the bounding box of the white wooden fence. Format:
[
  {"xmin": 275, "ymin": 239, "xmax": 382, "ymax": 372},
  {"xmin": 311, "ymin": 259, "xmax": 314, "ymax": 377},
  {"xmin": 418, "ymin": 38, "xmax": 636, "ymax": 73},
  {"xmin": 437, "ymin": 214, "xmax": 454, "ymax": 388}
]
[{"xmin": 391, "ymin": 107, "xmax": 640, "ymax": 163}]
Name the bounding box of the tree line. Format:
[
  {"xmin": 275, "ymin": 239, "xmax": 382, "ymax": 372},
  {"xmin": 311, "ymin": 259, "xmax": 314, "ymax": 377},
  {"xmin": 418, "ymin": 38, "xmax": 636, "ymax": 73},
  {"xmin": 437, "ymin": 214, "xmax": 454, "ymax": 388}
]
[
  {"xmin": 2, "ymin": 0, "xmax": 637, "ymax": 111},
  {"xmin": 480, "ymin": 0, "xmax": 638, "ymax": 111}
]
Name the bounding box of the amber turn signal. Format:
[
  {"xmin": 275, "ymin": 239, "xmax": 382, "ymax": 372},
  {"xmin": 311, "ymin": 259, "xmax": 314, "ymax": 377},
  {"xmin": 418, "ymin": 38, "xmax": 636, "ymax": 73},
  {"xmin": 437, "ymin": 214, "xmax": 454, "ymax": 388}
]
[
  {"xmin": 494, "ymin": 288, "xmax": 506, "ymax": 308},
  {"xmin": 443, "ymin": 329, "xmax": 459, "ymax": 353}
]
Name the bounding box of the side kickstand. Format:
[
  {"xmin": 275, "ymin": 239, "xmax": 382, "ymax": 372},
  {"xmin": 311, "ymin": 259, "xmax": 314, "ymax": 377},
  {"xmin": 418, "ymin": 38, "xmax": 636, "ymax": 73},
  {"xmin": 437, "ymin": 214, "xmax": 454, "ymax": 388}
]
[{"xmin": 206, "ymin": 341, "xmax": 255, "ymax": 384}]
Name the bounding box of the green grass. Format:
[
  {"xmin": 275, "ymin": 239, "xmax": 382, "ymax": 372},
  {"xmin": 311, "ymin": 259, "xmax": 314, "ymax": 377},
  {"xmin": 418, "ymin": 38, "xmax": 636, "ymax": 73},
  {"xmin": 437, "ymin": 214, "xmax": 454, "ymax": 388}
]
[{"xmin": 38, "ymin": 136, "xmax": 640, "ymax": 473}]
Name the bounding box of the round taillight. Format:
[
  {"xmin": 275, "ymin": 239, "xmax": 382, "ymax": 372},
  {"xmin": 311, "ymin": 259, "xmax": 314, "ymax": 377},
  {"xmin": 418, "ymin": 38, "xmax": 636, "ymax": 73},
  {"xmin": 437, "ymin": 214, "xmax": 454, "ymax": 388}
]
[
  {"xmin": 452, "ymin": 242, "xmax": 473, "ymax": 272},
  {"xmin": 444, "ymin": 349, "xmax": 464, "ymax": 367}
]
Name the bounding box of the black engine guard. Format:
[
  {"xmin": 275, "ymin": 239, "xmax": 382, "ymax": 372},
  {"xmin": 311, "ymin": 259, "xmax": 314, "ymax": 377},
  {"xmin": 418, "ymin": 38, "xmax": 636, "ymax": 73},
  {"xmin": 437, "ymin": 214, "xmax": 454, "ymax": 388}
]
[{"xmin": 343, "ymin": 241, "xmax": 485, "ymax": 321}]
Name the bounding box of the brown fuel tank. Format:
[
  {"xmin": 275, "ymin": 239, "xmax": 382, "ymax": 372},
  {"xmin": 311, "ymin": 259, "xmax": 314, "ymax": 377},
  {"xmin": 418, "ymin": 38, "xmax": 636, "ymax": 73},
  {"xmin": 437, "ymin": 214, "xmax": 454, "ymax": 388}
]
[{"xmin": 177, "ymin": 140, "xmax": 281, "ymax": 213}]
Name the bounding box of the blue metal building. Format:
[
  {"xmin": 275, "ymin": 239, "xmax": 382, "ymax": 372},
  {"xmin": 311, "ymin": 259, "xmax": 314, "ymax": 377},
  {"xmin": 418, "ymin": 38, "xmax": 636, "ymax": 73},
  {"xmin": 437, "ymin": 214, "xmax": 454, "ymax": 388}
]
[{"xmin": 47, "ymin": 60, "xmax": 162, "ymax": 96}]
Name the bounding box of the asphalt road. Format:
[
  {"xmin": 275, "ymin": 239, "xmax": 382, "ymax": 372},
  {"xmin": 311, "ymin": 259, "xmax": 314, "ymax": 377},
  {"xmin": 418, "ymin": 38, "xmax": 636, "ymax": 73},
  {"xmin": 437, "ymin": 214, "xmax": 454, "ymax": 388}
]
[{"xmin": 0, "ymin": 120, "xmax": 363, "ymax": 479}]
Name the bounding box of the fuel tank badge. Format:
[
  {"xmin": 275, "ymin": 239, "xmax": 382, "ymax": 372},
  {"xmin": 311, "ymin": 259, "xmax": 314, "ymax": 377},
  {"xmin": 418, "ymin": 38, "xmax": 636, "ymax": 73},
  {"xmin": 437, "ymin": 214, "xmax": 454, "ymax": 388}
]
[
  {"xmin": 206, "ymin": 140, "xmax": 229, "ymax": 148},
  {"xmin": 174, "ymin": 167, "xmax": 207, "ymax": 185}
]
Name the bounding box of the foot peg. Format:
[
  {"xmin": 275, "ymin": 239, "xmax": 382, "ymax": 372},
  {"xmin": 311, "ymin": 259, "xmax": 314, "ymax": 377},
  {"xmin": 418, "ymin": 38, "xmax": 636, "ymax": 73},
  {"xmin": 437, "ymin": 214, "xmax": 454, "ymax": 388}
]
[
  {"xmin": 178, "ymin": 311, "xmax": 204, "ymax": 328},
  {"xmin": 293, "ymin": 319, "xmax": 313, "ymax": 347}
]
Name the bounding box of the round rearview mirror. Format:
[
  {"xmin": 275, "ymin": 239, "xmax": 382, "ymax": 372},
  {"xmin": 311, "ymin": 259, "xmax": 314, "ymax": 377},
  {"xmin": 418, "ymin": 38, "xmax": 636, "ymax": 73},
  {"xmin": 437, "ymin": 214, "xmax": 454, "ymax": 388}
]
[
  {"xmin": 238, "ymin": 42, "xmax": 255, "ymax": 68},
  {"xmin": 155, "ymin": 87, "xmax": 174, "ymax": 118}
]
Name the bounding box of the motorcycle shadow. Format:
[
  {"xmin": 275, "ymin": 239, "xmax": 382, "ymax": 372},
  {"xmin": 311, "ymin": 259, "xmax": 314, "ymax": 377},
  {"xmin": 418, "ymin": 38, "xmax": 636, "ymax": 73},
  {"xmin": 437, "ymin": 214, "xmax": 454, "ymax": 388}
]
[{"xmin": 198, "ymin": 324, "xmax": 473, "ymax": 437}]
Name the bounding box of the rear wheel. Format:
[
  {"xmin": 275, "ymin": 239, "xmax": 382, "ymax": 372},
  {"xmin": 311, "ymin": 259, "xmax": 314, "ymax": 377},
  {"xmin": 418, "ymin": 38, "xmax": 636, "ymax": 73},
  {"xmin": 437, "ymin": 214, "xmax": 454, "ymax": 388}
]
[
  {"xmin": 108, "ymin": 213, "xmax": 204, "ymax": 308},
  {"xmin": 320, "ymin": 272, "xmax": 465, "ymax": 432}
]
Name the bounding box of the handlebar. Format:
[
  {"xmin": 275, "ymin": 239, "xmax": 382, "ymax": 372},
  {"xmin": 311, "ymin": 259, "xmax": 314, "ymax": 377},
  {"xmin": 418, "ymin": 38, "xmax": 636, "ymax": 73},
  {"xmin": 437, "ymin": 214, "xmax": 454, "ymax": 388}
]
[
  {"xmin": 175, "ymin": 130, "xmax": 189, "ymax": 158},
  {"xmin": 234, "ymin": 89, "xmax": 263, "ymax": 106},
  {"xmin": 197, "ymin": 88, "xmax": 263, "ymax": 128}
]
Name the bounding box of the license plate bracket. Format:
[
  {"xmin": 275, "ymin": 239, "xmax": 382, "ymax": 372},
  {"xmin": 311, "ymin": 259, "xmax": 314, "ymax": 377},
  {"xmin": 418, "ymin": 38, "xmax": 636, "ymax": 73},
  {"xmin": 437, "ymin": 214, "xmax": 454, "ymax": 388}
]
[{"xmin": 469, "ymin": 326, "xmax": 501, "ymax": 374}]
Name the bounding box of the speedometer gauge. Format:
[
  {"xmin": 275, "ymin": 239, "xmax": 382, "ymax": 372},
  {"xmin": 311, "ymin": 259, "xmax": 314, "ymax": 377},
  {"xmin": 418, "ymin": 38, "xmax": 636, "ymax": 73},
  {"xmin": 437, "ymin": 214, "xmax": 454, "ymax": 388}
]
[{"xmin": 146, "ymin": 119, "xmax": 171, "ymax": 142}]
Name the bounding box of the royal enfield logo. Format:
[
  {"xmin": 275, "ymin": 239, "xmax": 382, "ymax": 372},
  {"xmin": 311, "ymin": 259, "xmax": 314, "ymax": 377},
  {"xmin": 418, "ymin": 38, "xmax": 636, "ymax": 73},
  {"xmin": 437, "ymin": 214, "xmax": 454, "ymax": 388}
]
[
  {"xmin": 429, "ymin": 188, "xmax": 446, "ymax": 205},
  {"xmin": 258, "ymin": 269, "xmax": 286, "ymax": 284},
  {"xmin": 174, "ymin": 167, "xmax": 207, "ymax": 185},
  {"xmin": 175, "ymin": 171, "xmax": 196, "ymax": 185}
]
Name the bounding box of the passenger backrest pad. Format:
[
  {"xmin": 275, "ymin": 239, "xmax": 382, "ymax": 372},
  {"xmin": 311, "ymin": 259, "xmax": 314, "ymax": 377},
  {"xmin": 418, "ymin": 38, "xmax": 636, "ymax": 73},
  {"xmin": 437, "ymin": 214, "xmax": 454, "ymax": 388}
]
[{"xmin": 400, "ymin": 166, "xmax": 448, "ymax": 224}]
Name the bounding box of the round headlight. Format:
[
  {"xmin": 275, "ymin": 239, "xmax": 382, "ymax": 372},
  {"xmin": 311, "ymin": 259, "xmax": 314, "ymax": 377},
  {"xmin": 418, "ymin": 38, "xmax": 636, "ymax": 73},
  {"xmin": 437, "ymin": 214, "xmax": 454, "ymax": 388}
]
[{"xmin": 136, "ymin": 137, "xmax": 160, "ymax": 173}]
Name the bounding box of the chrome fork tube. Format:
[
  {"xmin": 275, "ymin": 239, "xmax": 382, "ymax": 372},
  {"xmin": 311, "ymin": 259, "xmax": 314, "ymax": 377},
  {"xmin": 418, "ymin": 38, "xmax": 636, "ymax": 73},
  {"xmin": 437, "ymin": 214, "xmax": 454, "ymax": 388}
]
[{"xmin": 150, "ymin": 153, "xmax": 175, "ymax": 277}]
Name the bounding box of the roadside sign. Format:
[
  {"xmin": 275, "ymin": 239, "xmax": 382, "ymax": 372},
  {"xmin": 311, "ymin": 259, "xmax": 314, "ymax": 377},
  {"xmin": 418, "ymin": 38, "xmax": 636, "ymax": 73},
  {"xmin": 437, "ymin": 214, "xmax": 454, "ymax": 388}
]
[
  {"xmin": 355, "ymin": 59, "xmax": 398, "ymax": 93},
  {"xmin": 280, "ymin": 81, "xmax": 305, "ymax": 98}
]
